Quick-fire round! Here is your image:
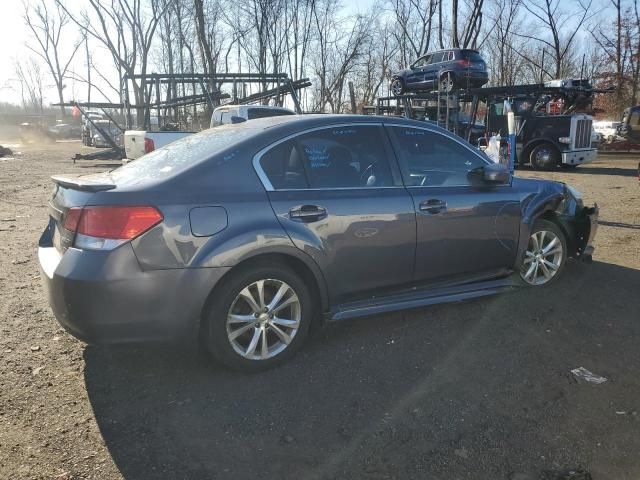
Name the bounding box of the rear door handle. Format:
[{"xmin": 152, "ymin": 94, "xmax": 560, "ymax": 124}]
[
  {"xmin": 289, "ymin": 205, "xmax": 327, "ymax": 222},
  {"xmin": 419, "ymin": 199, "xmax": 447, "ymax": 214}
]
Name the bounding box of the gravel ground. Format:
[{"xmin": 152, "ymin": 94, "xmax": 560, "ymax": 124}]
[{"xmin": 0, "ymin": 141, "xmax": 638, "ymax": 480}]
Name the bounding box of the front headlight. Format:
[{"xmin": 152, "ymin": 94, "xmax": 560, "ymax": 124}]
[
  {"xmin": 558, "ymin": 137, "xmax": 571, "ymax": 144},
  {"xmin": 566, "ymin": 184, "xmax": 582, "ymax": 201},
  {"xmin": 565, "ymin": 184, "xmax": 584, "ymax": 210}
]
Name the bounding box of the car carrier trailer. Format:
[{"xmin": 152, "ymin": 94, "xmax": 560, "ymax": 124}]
[{"xmin": 373, "ymin": 79, "xmax": 610, "ymax": 170}]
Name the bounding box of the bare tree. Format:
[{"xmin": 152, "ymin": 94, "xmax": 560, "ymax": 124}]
[
  {"xmin": 451, "ymin": 0, "xmax": 484, "ymax": 48},
  {"xmin": 312, "ymin": 4, "xmax": 371, "ymax": 112},
  {"xmin": 56, "ymin": 0, "xmax": 170, "ymax": 126},
  {"xmin": 517, "ymin": 0, "xmax": 593, "ymax": 78},
  {"xmin": 484, "ymin": 0, "xmax": 527, "ymax": 85},
  {"xmin": 24, "ymin": 0, "xmax": 84, "ymax": 116},
  {"xmin": 14, "ymin": 59, "xmax": 45, "ymax": 112},
  {"xmin": 387, "ymin": 0, "xmax": 438, "ymax": 67},
  {"xmin": 354, "ymin": 18, "xmax": 397, "ymax": 108}
]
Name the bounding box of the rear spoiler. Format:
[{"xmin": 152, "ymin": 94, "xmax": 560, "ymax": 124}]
[{"xmin": 51, "ymin": 174, "xmax": 116, "ymax": 192}]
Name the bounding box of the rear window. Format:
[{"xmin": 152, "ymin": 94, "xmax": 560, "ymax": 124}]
[
  {"xmin": 461, "ymin": 50, "xmax": 484, "ymax": 62},
  {"xmin": 110, "ymin": 126, "xmax": 256, "ymax": 187},
  {"xmin": 247, "ymin": 108, "xmax": 294, "ymax": 120}
]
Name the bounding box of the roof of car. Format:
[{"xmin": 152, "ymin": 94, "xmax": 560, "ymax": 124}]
[
  {"xmin": 417, "ymin": 48, "xmax": 480, "ymax": 56},
  {"xmin": 213, "ymin": 113, "xmax": 456, "ymax": 141},
  {"xmin": 214, "ymin": 104, "xmax": 294, "ymax": 112}
]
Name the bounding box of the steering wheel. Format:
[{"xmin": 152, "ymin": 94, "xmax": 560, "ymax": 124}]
[{"xmin": 360, "ymin": 163, "xmax": 375, "ymax": 185}]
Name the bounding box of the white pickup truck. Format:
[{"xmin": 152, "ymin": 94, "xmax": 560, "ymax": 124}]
[
  {"xmin": 123, "ymin": 130, "xmax": 193, "ymax": 160},
  {"xmin": 124, "ymin": 105, "xmax": 295, "ymax": 160}
]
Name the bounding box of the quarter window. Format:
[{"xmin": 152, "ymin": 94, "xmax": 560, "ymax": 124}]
[
  {"xmin": 259, "ymin": 126, "xmax": 394, "ymax": 189},
  {"xmin": 388, "ymin": 127, "xmax": 487, "ymax": 187}
]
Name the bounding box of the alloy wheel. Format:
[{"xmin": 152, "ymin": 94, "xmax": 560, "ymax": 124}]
[
  {"xmin": 520, "ymin": 230, "xmax": 564, "ymax": 285},
  {"xmin": 391, "ymin": 79, "xmax": 403, "ymax": 96},
  {"xmin": 226, "ymin": 278, "xmax": 301, "ymax": 360},
  {"xmin": 440, "ymin": 73, "xmax": 454, "ymax": 93}
]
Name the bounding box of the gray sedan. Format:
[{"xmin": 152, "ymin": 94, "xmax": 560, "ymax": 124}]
[{"xmin": 38, "ymin": 115, "xmax": 598, "ymax": 371}]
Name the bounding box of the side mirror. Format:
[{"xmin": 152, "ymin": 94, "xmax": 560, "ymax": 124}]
[
  {"xmin": 482, "ymin": 163, "xmax": 510, "ymax": 183},
  {"xmin": 230, "ymin": 116, "xmax": 246, "ymax": 124}
]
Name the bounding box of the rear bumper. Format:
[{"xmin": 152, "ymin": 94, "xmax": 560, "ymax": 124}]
[
  {"xmin": 561, "ymin": 148, "xmax": 597, "ymax": 165},
  {"xmin": 460, "ymin": 71, "xmax": 488, "ymax": 84},
  {"xmin": 38, "ymin": 241, "xmax": 230, "ymax": 344}
]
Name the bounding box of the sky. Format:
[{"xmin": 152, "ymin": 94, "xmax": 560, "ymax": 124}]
[
  {"xmin": 0, "ymin": 0, "xmax": 373, "ymax": 106},
  {"xmin": 0, "ymin": 1, "xmax": 30, "ymax": 104}
]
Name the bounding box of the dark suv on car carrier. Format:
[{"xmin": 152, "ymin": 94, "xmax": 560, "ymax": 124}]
[
  {"xmin": 391, "ymin": 48, "xmax": 489, "ymax": 95},
  {"xmin": 39, "ymin": 115, "xmax": 597, "ymax": 372}
]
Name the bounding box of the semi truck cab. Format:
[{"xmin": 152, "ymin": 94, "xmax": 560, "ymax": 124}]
[{"xmin": 485, "ymin": 95, "xmax": 597, "ymax": 170}]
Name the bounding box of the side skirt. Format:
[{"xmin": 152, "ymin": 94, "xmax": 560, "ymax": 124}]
[{"xmin": 327, "ymin": 277, "xmax": 517, "ymax": 322}]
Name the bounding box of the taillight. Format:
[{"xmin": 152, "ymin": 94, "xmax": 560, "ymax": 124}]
[
  {"xmin": 64, "ymin": 206, "xmax": 163, "ymax": 250},
  {"xmin": 144, "ymin": 137, "xmax": 155, "ymax": 153},
  {"xmin": 457, "ymin": 59, "xmax": 471, "ymax": 67},
  {"xmin": 63, "ymin": 207, "xmax": 83, "ymax": 232}
]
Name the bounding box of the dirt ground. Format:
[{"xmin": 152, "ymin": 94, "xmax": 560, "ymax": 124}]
[{"xmin": 0, "ymin": 140, "xmax": 638, "ymax": 480}]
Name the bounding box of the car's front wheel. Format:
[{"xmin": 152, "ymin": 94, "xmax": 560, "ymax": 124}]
[
  {"xmin": 204, "ymin": 262, "xmax": 313, "ymax": 371},
  {"xmin": 519, "ymin": 219, "xmax": 567, "ymax": 286},
  {"xmin": 391, "ymin": 78, "xmax": 405, "ymax": 96}
]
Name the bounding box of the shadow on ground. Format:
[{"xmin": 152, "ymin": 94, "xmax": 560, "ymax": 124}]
[
  {"xmin": 566, "ymin": 166, "xmax": 637, "ymax": 177},
  {"xmin": 84, "ymin": 261, "xmax": 640, "ymax": 480}
]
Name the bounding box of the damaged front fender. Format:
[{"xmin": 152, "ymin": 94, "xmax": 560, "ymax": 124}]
[{"xmin": 514, "ymin": 178, "xmax": 598, "ymax": 268}]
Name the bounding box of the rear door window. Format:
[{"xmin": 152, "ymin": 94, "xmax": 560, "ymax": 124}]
[
  {"xmin": 430, "ymin": 52, "xmax": 444, "ymax": 63},
  {"xmin": 387, "ymin": 127, "xmax": 488, "ymax": 187},
  {"xmin": 259, "ymin": 125, "xmax": 395, "ymax": 189}
]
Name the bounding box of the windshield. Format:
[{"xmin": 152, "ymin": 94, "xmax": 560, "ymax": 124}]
[{"xmin": 110, "ymin": 125, "xmax": 257, "ymax": 187}]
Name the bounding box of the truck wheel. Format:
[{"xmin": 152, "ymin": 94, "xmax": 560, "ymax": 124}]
[
  {"xmin": 530, "ymin": 143, "xmax": 560, "ymax": 170},
  {"xmin": 391, "ymin": 78, "xmax": 405, "ymax": 96}
]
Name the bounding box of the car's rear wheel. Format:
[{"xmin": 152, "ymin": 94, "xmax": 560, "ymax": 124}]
[
  {"xmin": 519, "ymin": 219, "xmax": 567, "ymax": 286},
  {"xmin": 440, "ymin": 72, "xmax": 456, "ymax": 93},
  {"xmin": 204, "ymin": 263, "xmax": 312, "ymax": 371},
  {"xmin": 391, "ymin": 78, "xmax": 405, "ymax": 96},
  {"xmin": 530, "ymin": 143, "xmax": 560, "ymax": 170}
]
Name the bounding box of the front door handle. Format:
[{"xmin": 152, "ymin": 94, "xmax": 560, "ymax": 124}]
[
  {"xmin": 419, "ymin": 199, "xmax": 447, "ymax": 214},
  {"xmin": 289, "ymin": 205, "xmax": 327, "ymax": 222}
]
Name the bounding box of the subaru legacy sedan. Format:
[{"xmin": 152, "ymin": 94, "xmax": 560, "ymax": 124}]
[{"xmin": 38, "ymin": 115, "xmax": 598, "ymax": 371}]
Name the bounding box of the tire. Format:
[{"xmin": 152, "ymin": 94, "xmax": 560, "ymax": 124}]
[
  {"xmin": 517, "ymin": 219, "xmax": 567, "ymax": 287},
  {"xmin": 391, "ymin": 78, "xmax": 405, "ymax": 96},
  {"xmin": 203, "ymin": 262, "xmax": 313, "ymax": 372},
  {"xmin": 529, "ymin": 143, "xmax": 560, "ymax": 170},
  {"xmin": 439, "ymin": 72, "xmax": 456, "ymax": 93}
]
